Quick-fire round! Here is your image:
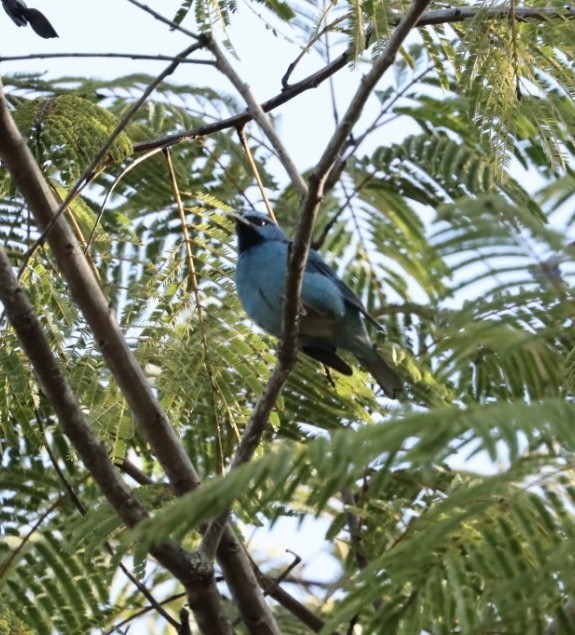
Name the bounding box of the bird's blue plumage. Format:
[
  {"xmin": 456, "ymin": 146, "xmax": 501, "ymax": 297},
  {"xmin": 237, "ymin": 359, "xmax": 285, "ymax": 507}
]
[{"xmin": 235, "ymin": 212, "xmax": 403, "ymax": 398}]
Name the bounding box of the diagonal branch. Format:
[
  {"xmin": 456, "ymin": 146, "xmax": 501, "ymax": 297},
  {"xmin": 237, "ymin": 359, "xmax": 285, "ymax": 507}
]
[
  {"xmin": 206, "ymin": 37, "xmax": 308, "ymax": 198},
  {"xmin": 284, "ymin": 0, "xmax": 433, "ymax": 405},
  {"xmin": 125, "ymin": 0, "xmax": 200, "ymax": 38},
  {"xmin": 132, "ymin": 49, "xmax": 352, "ymax": 153}
]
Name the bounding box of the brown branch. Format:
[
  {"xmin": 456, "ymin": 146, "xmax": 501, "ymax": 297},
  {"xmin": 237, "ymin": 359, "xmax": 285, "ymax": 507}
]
[
  {"xmin": 404, "ymin": 4, "xmax": 572, "ymax": 26},
  {"xmin": 0, "ymin": 79, "xmax": 202, "ymax": 492},
  {"xmin": 256, "ymin": 570, "xmax": 329, "ymax": 633},
  {"xmin": 35, "ymin": 410, "xmax": 179, "ymax": 629},
  {"xmin": 125, "ymin": 0, "xmax": 200, "ymax": 38},
  {"xmin": 0, "ymin": 244, "xmax": 232, "ymax": 635},
  {"xmin": 103, "ymin": 592, "xmax": 187, "ymax": 635},
  {"xmin": 281, "ymin": 0, "xmax": 434, "ymax": 387},
  {"xmin": 202, "ymin": 0, "xmax": 432, "ymax": 590},
  {"xmin": 0, "ymin": 52, "xmax": 213, "ymax": 64},
  {"xmin": 206, "ymin": 37, "xmax": 308, "ymax": 198},
  {"xmin": 120, "ymin": 445, "xmax": 318, "ymax": 634},
  {"xmin": 133, "ymin": 50, "xmax": 350, "ymax": 153}
]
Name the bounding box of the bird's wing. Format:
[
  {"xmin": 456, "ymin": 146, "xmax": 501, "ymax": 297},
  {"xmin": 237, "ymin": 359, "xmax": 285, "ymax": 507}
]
[
  {"xmin": 2, "ymin": 0, "xmax": 58, "ymax": 36},
  {"xmin": 304, "ymin": 247, "xmax": 381, "ymax": 330},
  {"xmin": 25, "ymin": 8, "xmax": 58, "ymax": 37}
]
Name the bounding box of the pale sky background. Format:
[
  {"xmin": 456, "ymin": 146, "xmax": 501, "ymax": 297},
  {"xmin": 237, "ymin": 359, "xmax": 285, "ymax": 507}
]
[{"xmin": 0, "ymin": 0, "xmax": 533, "ymax": 629}]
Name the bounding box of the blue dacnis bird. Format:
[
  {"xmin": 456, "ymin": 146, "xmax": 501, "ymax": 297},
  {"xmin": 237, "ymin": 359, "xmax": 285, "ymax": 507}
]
[{"xmin": 235, "ymin": 212, "xmax": 403, "ymax": 398}]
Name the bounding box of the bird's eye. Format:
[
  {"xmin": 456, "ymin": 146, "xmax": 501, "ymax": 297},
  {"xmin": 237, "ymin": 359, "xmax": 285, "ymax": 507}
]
[{"xmin": 251, "ymin": 218, "xmax": 267, "ymax": 227}]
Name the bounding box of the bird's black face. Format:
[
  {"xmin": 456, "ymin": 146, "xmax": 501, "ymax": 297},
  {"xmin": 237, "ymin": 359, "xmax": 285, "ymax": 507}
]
[{"xmin": 235, "ymin": 212, "xmax": 285, "ymax": 253}]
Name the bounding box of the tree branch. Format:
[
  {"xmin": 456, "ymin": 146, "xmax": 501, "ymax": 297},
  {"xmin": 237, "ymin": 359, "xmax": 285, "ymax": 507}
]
[
  {"xmin": 202, "ymin": 0, "xmax": 432, "ymax": 577},
  {"xmin": 0, "ymin": 51, "xmax": 214, "ymax": 64},
  {"xmin": 132, "ymin": 50, "xmax": 351, "ymax": 152},
  {"xmin": 125, "ymin": 0, "xmax": 200, "ymax": 38},
  {"xmin": 404, "ymin": 4, "xmax": 572, "ymax": 26},
  {"xmin": 283, "ymin": 0, "xmax": 433, "ymax": 381}
]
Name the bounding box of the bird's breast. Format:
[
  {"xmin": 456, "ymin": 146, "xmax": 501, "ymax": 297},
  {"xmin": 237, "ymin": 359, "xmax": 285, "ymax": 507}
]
[{"xmin": 236, "ymin": 245, "xmax": 286, "ymax": 337}]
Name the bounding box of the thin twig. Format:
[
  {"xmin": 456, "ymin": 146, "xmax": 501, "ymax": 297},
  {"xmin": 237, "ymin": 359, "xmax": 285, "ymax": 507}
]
[
  {"xmin": 125, "ymin": 0, "xmax": 200, "ymax": 38},
  {"xmin": 281, "ymin": 14, "xmax": 347, "ymax": 88},
  {"xmin": 85, "ymin": 146, "xmax": 164, "ymax": 254},
  {"xmin": 103, "ymin": 592, "xmax": 187, "ymax": 635},
  {"xmin": 0, "ymin": 494, "xmax": 64, "ymax": 579},
  {"xmin": 206, "ymin": 37, "xmax": 308, "ymax": 198},
  {"xmin": 237, "ymin": 124, "xmax": 276, "ymax": 221},
  {"xmin": 0, "ymin": 52, "xmax": 213, "ymax": 64}
]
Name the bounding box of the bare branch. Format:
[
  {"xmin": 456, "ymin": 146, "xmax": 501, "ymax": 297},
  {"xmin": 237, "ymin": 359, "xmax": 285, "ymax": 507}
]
[
  {"xmin": 133, "ymin": 51, "xmax": 350, "ymax": 152},
  {"xmin": 0, "ymin": 51, "xmax": 214, "ymax": 64},
  {"xmin": 132, "ymin": 4, "xmax": 571, "ymax": 154},
  {"xmin": 202, "ymin": 0, "xmax": 431, "ymax": 577},
  {"xmin": 207, "ymin": 37, "xmax": 308, "ymax": 198},
  {"xmin": 405, "ymin": 4, "xmax": 573, "ymax": 26},
  {"xmin": 0, "ymin": 80, "xmax": 202, "ymax": 490},
  {"xmin": 125, "ymin": 0, "xmax": 200, "ymax": 38},
  {"xmin": 282, "ymin": 0, "xmax": 433, "ymax": 380}
]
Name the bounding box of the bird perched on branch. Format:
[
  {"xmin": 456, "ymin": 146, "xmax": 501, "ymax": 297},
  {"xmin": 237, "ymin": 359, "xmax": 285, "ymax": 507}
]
[
  {"xmin": 2, "ymin": 0, "xmax": 58, "ymax": 38},
  {"xmin": 235, "ymin": 211, "xmax": 403, "ymax": 398}
]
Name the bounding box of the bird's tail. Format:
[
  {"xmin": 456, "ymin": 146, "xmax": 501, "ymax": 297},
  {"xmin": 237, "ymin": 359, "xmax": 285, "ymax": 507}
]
[{"xmin": 354, "ymin": 346, "xmax": 403, "ymax": 399}]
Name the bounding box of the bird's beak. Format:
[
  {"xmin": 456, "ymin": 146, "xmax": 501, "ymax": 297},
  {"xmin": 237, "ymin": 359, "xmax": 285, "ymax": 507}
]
[{"xmin": 223, "ymin": 210, "xmax": 250, "ymax": 227}]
